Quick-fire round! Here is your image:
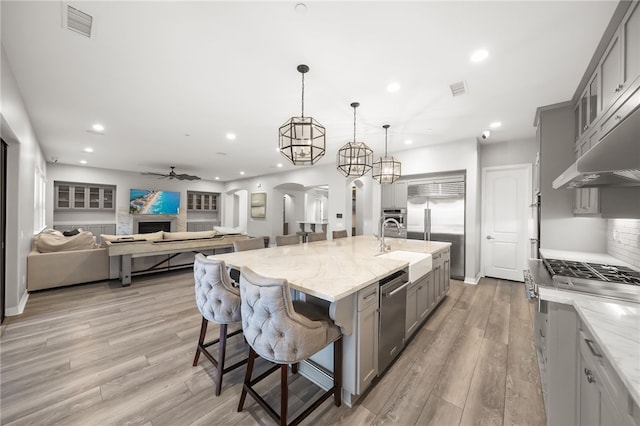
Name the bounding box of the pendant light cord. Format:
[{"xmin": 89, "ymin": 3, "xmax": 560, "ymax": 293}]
[
  {"xmin": 301, "ymin": 72, "xmax": 305, "ymax": 118},
  {"xmin": 384, "ymin": 126, "xmax": 388, "ymax": 156},
  {"xmin": 353, "ymin": 106, "xmax": 357, "ymax": 143}
]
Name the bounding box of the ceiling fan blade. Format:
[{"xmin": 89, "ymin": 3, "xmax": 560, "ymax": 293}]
[
  {"xmin": 141, "ymin": 172, "xmax": 168, "ymax": 177},
  {"xmin": 176, "ymin": 174, "xmax": 200, "ymax": 180}
]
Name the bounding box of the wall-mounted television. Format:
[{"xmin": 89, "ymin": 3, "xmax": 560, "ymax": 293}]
[{"xmin": 130, "ymin": 189, "xmax": 180, "ymax": 215}]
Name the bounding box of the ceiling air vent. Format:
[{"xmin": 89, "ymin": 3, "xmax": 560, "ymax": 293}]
[
  {"xmin": 65, "ymin": 4, "xmax": 93, "ymax": 38},
  {"xmin": 449, "ymin": 81, "xmax": 467, "ymax": 97}
]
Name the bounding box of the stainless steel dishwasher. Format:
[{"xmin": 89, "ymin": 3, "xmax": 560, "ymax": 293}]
[{"xmin": 378, "ymin": 269, "xmax": 409, "ymax": 373}]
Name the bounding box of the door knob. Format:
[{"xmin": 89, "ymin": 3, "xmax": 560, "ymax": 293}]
[{"xmin": 486, "ymin": 235, "xmax": 495, "ymax": 240}]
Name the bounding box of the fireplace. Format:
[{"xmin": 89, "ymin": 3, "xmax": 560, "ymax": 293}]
[{"xmin": 137, "ymin": 221, "xmax": 171, "ymax": 234}]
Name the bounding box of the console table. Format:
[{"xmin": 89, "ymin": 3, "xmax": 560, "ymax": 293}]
[{"xmin": 105, "ymin": 235, "xmax": 247, "ymax": 285}]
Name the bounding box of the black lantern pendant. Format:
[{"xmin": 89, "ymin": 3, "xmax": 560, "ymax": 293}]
[
  {"xmin": 279, "ymin": 65, "xmax": 326, "ymax": 166},
  {"xmin": 372, "ymin": 124, "xmax": 401, "ymax": 184},
  {"xmin": 336, "ymin": 102, "xmax": 373, "ymax": 177}
]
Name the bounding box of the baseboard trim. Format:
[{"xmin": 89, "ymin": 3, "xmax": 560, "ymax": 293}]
[
  {"xmin": 464, "ymin": 274, "xmax": 481, "ymax": 285},
  {"xmin": 6, "ymin": 290, "xmax": 29, "ymax": 316}
]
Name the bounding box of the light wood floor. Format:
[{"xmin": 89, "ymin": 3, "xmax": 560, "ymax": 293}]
[{"xmin": 1, "ymin": 271, "xmax": 546, "ymax": 425}]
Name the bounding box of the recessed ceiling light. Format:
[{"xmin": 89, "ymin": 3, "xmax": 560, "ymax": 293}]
[
  {"xmin": 470, "ymin": 49, "xmax": 489, "ymax": 63},
  {"xmin": 215, "ymin": 176, "xmax": 220, "ymax": 180},
  {"xmin": 387, "ymin": 82, "xmax": 401, "ymax": 93},
  {"xmin": 489, "ymin": 121, "xmax": 502, "ymax": 129},
  {"xmin": 92, "ymin": 123, "xmax": 104, "ymax": 132},
  {"xmin": 84, "ymin": 147, "xmax": 94, "ymax": 153},
  {"xmin": 226, "ymin": 133, "xmax": 236, "ymax": 140},
  {"xmin": 277, "ymin": 163, "xmax": 283, "ymax": 168},
  {"xmin": 79, "ymin": 160, "xmax": 87, "ymax": 164},
  {"xmin": 404, "ymin": 139, "xmax": 413, "ymax": 145},
  {"xmin": 240, "ymin": 171, "xmax": 245, "ymax": 175}
]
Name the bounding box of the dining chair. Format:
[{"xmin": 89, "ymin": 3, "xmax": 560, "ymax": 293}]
[
  {"xmin": 230, "ymin": 237, "xmax": 266, "ymax": 282},
  {"xmin": 237, "ymin": 266, "xmax": 343, "ymax": 426},
  {"xmin": 306, "ymin": 232, "xmax": 327, "ymax": 243},
  {"xmin": 275, "ymin": 234, "xmax": 301, "ymax": 246},
  {"xmin": 192, "ymin": 254, "xmax": 247, "ymax": 396},
  {"xmin": 332, "ymin": 230, "xmax": 348, "ymax": 239}
]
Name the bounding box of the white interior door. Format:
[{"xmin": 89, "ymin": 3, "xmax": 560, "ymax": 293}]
[{"xmin": 482, "ymin": 164, "xmax": 531, "ymax": 282}]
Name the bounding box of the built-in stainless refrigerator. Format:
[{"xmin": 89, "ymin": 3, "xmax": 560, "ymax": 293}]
[{"xmin": 406, "ymin": 172, "xmax": 465, "ymax": 280}]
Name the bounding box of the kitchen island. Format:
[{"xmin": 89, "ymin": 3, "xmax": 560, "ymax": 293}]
[{"xmin": 210, "ymin": 235, "xmax": 451, "ymax": 405}]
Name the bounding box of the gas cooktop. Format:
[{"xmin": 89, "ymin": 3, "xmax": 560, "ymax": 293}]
[
  {"xmin": 542, "ymin": 258, "xmax": 640, "ymax": 302},
  {"xmin": 544, "ymin": 258, "xmax": 640, "ymax": 285}
]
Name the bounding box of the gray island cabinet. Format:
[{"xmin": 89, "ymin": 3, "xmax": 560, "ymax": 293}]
[
  {"xmin": 537, "ymin": 289, "xmax": 640, "ymax": 426},
  {"xmin": 211, "ymin": 235, "xmax": 451, "ymax": 405}
]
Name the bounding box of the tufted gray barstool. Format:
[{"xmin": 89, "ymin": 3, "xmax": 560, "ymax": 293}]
[
  {"xmin": 275, "ymin": 234, "xmax": 300, "ymax": 247},
  {"xmin": 332, "ymin": 230, "xmax": 348, "ymax": 239},
  {"xmin": 306, "ymin": 231, "xmax": 327, "ymax": 242},
  {"xmin": 192, "ymin": 254, "xmax": 247, "ymax": 396},
  {"xmin": 237, "ymin": 266, "xmax": 343, "ymax": 426}
]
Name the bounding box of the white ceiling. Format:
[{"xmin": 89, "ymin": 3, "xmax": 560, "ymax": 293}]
[{"xmin": 1, "ymin": 1, "xmax": 617, "ymax": 182}]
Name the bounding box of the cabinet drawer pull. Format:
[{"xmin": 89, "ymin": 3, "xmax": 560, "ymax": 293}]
[
  {"xmin": 363, "ymin": 291, "xmax": 377, "ymax": 301},
  {"xmin": 615, "ymin": 114, "xmax": 621, "ymax": 121},
  {"xmin": 584, "ymin": 368, "xmax": 596, "ymax": 383},
  {"xmin": 614, "ymin": 83, "xmax": 624, "ymax": 92},
  {"xmin": 585, "ymin": 338, "xmax": 603, "ymax": 358}
]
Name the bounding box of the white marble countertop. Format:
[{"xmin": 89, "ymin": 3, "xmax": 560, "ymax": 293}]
[
  {"xmin": 539, "ymin": 287, "xmax": 640, "ymax": 407},
  {"xmin": 210, "ymin": 235, "xmax": 450, "ymax": 302},
  {"xmin": 539, "ymin": 248, "xmax": 638, "ymax": 271}
]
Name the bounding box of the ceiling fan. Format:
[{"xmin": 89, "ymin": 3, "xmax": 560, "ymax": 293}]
[{"xmin": 142, "ymin": 166, "xmax": 201, "ymax": 181}]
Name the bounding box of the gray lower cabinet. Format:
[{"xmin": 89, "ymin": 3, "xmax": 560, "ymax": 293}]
[
  {"xmin": 578, "ymin": 326, "xmax": 639, "ymax": 426},
  {"xmin": 405, "ymin": 247, "xmax": 451, "ymax": 341},
  {"xmin": 405, "ymin": 272, "xmax": 432, "ymax": 339},
  {"xmin": 356, "ymin": 284, "xmax": 379, "ymax": 394},
  {"xmin": 538, "ymin": 300, "xmax": 640, "ymax": 426},
  {"xmin": 545, "ymin": 302, "xmax": 579, "ymax": 426}
]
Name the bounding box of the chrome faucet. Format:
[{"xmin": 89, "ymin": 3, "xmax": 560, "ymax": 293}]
[{"xmin": 379, "ymin": 217, "xmax": 400, "ymax": 252}]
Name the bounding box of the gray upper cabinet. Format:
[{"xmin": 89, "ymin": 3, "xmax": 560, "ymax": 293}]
[
  {"xmin": 186, "ymin": 191, "xmax": 219, "ymax": 212},
  {"xmin": 55, "ymin": 182, "xmax": 115, "ymax": 211},
  {"xmin": 623, "ymin": 2, "xmax": 640, "ymax": 92},
  {"xmin": 601, "ymin": 32, "xmax": 622, "ymax": 115},
  {"xmin": 381, "ymin": 181, "xmax": 408, "ymax": 209}
]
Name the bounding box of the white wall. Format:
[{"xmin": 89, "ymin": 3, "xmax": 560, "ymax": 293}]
[
  {"xmin": 479, "ymin": 138, "xmax": 538, "ymax": 168},
  {"xmin": 1, "ymin": 45, "xmax": 47, "ymax": 315},
  {"xmin": 46, "ymin": 163, "xmax": 226, "ymax": 234},
  {"xmin": 222, "ymin": 163, "xmax": 378, "ymax": 244}
]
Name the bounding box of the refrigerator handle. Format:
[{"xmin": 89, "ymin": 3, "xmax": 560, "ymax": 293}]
[{"xmin": 424, "ymin": 208, "xmax": 431, "ymax": 241}]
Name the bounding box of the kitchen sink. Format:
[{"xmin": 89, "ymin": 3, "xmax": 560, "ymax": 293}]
[{"xmin": 377, "ymin": 250, "xmax": 432, "ymax": 282}]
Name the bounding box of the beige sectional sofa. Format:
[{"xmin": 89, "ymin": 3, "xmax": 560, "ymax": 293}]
[
  {"xmin": 27, "ymin": 229, "xmax": 239, "ymax": 291},
  {"xmin": 27, "ymin": 230, "xmax": 109, "ymax": 291}
]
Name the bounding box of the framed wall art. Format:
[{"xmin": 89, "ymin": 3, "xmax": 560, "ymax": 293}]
[{"xmin": 250, "ymin": 192, "xmax": 266, "ymax": 218}]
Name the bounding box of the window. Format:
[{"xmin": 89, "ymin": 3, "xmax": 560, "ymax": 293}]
[{"xmin": 34, "ymin": 165, "xmax": 46, "ymax": 232}]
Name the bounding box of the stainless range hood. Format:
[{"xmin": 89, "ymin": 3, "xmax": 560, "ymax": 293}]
[{"xmin": 553, "ymin": 106, "xmax": 640, "ymax": 189}]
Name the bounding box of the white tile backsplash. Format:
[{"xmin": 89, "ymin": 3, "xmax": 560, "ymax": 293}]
[{"xmin": 607, "ymin": 219, "xmax": 640, "ymax": 268}]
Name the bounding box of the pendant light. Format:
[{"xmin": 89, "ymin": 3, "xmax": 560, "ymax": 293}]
[
  {"xmin": 336, "ymin": 102, "xmax": 373, "ymax": 177},
  {"xmin": 279, "ymin": 64, "xmax": 326, "ymax": 166},
  {"xmin": 372, "ymin": 124, "xmax": 401, "ymax": 184}
]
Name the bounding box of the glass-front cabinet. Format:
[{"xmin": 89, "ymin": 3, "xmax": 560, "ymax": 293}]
[
  {"xmin": 187, "ymin": 191, "xmax": 219, "ymax": 212},
  {"xmin": 55, "ymin": 182, "xmax": 116, "ymax": 211}
]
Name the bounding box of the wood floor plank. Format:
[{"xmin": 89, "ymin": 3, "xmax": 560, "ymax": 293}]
[
  {"xmin": 504, "ymin": 375, "xmax": 546, "ymax": 426},
  {"xmin": 459, "ymin": 338, "xmax": 508, "ymax": 426},
  {"xmin": 485, "ymin": 298, "xmax": 510, "ymax": 345},
  {"xmin": 1, "ymin": 270, "xmax": 546, "ymax": 425},
  {"xmin": 415, "ymin": 394, "xmax": 463, "ymax": 426},
  {"xmin": 432, "ymin": 326, "xmax": 484, "ymax": 408}
]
